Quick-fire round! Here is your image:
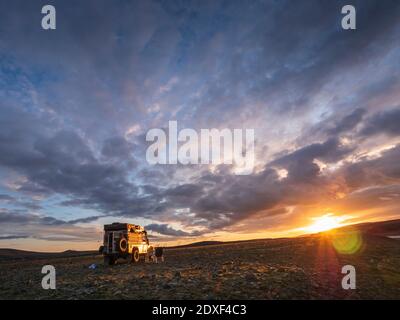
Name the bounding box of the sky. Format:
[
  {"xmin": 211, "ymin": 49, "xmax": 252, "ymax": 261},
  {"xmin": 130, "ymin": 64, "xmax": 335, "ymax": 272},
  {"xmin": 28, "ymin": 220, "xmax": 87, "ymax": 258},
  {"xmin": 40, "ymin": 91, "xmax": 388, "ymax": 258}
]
[{"xmin": 0, "ymin": 0, "xmax": 400, "ymax": 251}]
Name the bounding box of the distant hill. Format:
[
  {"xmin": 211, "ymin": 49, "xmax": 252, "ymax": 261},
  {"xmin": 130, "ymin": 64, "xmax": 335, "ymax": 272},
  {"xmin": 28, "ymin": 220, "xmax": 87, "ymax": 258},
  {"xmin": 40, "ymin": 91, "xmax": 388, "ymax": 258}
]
[
  {"xmin": 169, "ymin": 219, "xmax": 400, "ymax": 248},
  {"xmin": 332, "ymin": 219, "xmax": 400, "ymax": 237},
  {"xmin": 0, "ymin": 248, "xmax": 97, "ymax": 261},
  {"xmin": 168, "ymin": 241, "xmax": 224, "ymax": 249},
  {"xmin": 1, "ymin": 218, "xmax": 399, "ymax": 261}
]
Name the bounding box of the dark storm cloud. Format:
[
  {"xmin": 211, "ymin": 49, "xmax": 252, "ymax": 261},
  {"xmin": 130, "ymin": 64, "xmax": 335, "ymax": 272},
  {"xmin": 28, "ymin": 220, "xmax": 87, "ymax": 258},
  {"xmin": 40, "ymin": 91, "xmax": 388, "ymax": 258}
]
[
  {"xmin": 359, "ymin": 107, "xmax": 400, "ymax": 137},
  {"xmin": 274, "ymin": 137, "xmax": 353, "ymax": 165},
  {"xmin": 1, "ymin": 0, "xmax": 397, "ymax": 131},
  {"xmin": 164, "ymin": 184, "xmax": 203, "ymax": 198},
  {"xmin": 0, "ymin": 0, "xmax": 399, "ymax": 241},
  {"xmin": 0, "ymin": 209, "xmax": 66, "ymax": 225},
  {"xmin": 145, "ymin": 223, "xmax": 201, "ymax": 237},
  {"xmin": 16, "ymin": 181, "xmax": 52, "ymax": 197},
  {"xmin": 0, "ymin": 122, "xmax": 158, "ymax": 218},
  {"xmin": 170, "ymin": 168, "xmax": 284, "ymax": 231},
  {"xmin": 0, "ymin": 207, "xmax": 101, "ymax": 227},
  {"xmin": 0, "ymin": 194, "xmax": 15, "ymax": 201},
  {"xmin": 271, "ymin": 137, "xmax": 354, "ymax": 182},
  {"xmin": 325, "ymin": 108, "xmax": 367, "ymax": 136},
  {"xmin": 101, "ymin": 136, "xmax": 136, "ymax": 166},
  {"xmin": 0, "ymin": 193, "xmax": 41, "ymax": 210},
  {"xmin": 66, "ymin": 215, "xmax": 104, "ymax": 224},
  {"xmin": 340, "ymin": 144, "xmax": 400, "ymax": 189},
  {"xmin": 0, "ymin": 208, "xmax": 102, "ymax": 241},
  {"xmin": 181, "ymin": 141, "xmax": 400, "ymax": 232},
  {"xmin": 183, "ymin": 0, "xmax": 400, "ymax": 127},
  {"xmin": 18, "ymin": 202, "xmax": 42, "ymax": 210},
  {"xmin": 332, "ymin": 184, "xmax": 400, "ymax": 214},
  {"xmin": 0, "ymin": 114, "xmax": 397, "ymax": 237},
  {"xmin": 0, "ymin": 235, "xmax": 30, "ymax": 240}
]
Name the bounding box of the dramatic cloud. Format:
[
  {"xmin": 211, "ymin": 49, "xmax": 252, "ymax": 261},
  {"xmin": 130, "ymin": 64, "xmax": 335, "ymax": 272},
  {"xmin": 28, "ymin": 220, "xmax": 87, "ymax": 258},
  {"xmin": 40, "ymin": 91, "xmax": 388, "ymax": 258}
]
[
  {"xmin": 145, "ymin": 223, "xmax": 201, "ymax": 237},
  {"xmin": 0, "ymin": 209, "xmax": 101, "ymax": 243},
  {"xmin": 0, "ymin": 194, "xmax": 15, "ymax": 201},
  {"xmin": 360, "ymin": 107, "xmax": 400, "ymax": 137},
  {"xmin": 0, "ymin": 235, "xmax": 30, "ymax": 240},
  {"xmin": 325, "ymin": 108, "xmax": 367, "ymax": 136},
  {"xmin": 0, "ymin": 0, "xmax": 399, "ymax": 247}
]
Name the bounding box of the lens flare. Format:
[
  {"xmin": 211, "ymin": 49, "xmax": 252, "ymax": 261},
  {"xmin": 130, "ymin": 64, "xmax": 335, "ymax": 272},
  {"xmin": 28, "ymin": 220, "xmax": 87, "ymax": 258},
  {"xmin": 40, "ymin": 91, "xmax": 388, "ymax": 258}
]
[{"xmin": 331, "ymin": 229, "xmax": 363, "ymax": 254}]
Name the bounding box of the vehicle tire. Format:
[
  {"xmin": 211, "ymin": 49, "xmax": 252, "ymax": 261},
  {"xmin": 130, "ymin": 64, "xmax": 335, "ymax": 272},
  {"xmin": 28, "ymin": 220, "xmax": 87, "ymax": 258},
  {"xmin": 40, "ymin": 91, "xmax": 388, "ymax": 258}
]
[
  {"xmin": 118, "ymin": 237, "xmax": 128, "ymax": 253},
  {"xmin": 104, "ymin": 256, "xmax": 115, "ymax": 266},
  {"xmin": 131, "ymin": 248, "xmax": 140, "ymax": 263},
  {"xmin": 98, "ymin": 245, "xmax": 104, "ymax": 254}
]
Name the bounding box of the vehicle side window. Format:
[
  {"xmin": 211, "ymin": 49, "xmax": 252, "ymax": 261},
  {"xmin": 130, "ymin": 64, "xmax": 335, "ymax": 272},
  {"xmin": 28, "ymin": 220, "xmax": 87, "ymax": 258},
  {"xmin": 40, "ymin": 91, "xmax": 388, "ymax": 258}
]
[{"xmin": 142, "ymin": 232, "xmax": 149, "ymax": 244}]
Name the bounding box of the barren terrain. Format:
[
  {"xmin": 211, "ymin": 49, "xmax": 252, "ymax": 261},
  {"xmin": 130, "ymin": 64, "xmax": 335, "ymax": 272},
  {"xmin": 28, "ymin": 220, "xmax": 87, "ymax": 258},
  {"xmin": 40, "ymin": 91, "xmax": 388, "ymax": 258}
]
[{"xmin": 0, "ymin": 227, "xmax": 399, "ymax": 299}]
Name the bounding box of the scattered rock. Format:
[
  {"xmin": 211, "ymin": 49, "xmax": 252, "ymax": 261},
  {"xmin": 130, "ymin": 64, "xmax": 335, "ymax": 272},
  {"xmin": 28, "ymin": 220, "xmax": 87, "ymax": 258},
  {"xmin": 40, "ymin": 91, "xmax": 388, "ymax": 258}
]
[
  {"xmin": 1, "ymin": 235, "xmax": 398, "ymax": 300},
  {"xmin": 162, "ymin": 283, "xmax": 172, "ymax": 290},
  {"xmin": 245, "ymin": 273, "xmax": 257, "ymax": 282}
]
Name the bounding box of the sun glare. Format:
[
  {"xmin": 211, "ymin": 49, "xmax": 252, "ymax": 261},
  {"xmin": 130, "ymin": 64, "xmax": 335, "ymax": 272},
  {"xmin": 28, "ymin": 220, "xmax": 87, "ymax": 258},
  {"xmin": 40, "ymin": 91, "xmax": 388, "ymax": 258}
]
[{"xmin": 306, "ymin": 213, "xmax": 345, "ymax": 233}]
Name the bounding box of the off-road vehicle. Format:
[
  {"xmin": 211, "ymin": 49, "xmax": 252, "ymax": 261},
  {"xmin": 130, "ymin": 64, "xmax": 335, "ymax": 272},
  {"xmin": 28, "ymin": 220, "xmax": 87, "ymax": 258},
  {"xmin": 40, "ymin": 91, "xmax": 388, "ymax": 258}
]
[{"xmin": 99, "ymin": 222, "xmax": 153, "ymax": 265}]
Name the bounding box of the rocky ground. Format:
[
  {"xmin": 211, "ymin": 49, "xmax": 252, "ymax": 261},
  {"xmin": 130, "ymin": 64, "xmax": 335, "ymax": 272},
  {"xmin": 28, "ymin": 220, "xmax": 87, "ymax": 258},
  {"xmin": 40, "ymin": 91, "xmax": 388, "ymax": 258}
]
[{"xmin": 0, "ymin": 233, "xmax": 399, "ymax": 299}]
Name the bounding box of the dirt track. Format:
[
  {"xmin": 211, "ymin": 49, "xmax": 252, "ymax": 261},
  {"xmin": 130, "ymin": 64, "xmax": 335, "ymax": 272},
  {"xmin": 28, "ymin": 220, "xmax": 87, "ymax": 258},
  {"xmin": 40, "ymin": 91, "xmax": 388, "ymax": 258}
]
[{"xmin": 0, "ymin": 234, "xmax": 399, "ymax": 299}]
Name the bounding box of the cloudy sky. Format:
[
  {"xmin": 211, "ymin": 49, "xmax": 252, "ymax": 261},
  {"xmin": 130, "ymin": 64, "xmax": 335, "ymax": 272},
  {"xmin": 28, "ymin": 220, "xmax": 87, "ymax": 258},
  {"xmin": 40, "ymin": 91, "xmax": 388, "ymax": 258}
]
[{"xmin": 0, "ymin": 0, "xmax": 399, "ymax": 251}]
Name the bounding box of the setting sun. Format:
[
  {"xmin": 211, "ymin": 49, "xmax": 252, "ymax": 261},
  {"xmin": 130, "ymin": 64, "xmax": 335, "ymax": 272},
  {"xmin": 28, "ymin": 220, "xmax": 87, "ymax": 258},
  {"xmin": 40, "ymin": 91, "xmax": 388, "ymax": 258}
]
[{"xmin": 305, "ymin": 213, "xmax": 345, "ymax": 233}]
